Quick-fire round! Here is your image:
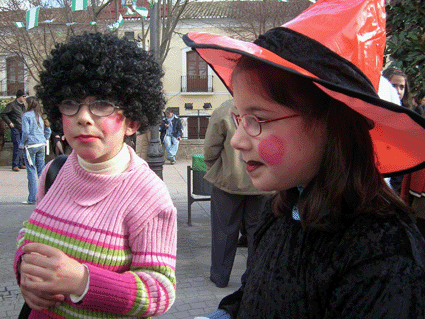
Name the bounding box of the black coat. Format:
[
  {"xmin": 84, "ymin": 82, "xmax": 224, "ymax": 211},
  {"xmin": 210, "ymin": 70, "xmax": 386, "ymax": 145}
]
[
  {"xmin": 1, "ymin": 99, "xmax": 25, "ymax": 131},
  {"xmin": 219, "ymin": 201, "xmax": 425, "ymax": 318},
  {"xmin": 159, "ymin": 115, "xmax": 183, "ymax": 142}
]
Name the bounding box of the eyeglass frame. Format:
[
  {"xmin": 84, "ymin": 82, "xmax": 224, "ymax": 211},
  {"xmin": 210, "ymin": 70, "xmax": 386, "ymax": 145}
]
[
  {"xmin": 58, "ymin": 100, "xmax": 122, "ymax": 117},
  {"xmin": 232, "ymin": 112, "xmax": 300, "ymax": 137}
]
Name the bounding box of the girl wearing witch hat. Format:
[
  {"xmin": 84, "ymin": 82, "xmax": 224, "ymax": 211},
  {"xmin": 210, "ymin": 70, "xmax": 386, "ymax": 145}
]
[{"xmin": 185, "ymin": 0, "xmax": 425, "ymax": 318}]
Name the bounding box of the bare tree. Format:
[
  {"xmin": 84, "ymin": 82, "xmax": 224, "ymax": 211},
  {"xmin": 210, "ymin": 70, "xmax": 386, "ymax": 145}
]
[
  {"xmin": 221, "ymin": 0, "xmax": 312, "ymax": 42},
  {"xmin": 158, "ymin": 0, "xmax": 189, "ymax": 65},
  {"xmin": 0, "ymin": 0, "xmax": 190, "ymax": 91},
  {"xmin": 125, "ymin": 0, "xmax": 190, "ymax": 65},
  {"xmin": 0, "ymin": 0, "xmax": 117, "ymax": 86}
]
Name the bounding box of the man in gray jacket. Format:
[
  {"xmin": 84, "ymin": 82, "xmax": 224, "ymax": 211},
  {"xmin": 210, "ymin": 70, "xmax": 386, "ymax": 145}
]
[
  {"xmin": 204, "ymin": 99, "xmax": 272, "ymax": 288},
  {"xmin": 1, "ymin": 89, "xmax": 26, "ymax": 171}
]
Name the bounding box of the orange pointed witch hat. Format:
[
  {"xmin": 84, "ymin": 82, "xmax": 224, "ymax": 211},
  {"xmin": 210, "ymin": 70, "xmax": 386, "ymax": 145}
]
[{"xmin": 183, "ymin": 0, "xmax": 425, "ymax": 177}]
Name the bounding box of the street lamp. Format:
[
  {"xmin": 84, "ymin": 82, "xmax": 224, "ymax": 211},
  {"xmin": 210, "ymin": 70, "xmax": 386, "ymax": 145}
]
[{"xmin": 146, "ymin": 0, "xmax": 165, "ymax": 179}]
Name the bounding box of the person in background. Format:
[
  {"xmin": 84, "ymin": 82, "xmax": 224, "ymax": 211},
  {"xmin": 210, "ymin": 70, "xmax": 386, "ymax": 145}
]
[
  {"xmin": 382, "ymin": 67, "xmax": 411, "ymax": 108},
  {"xmin": 50, "ymin": 127, "xmax": 70, "ymax": 156},
  {"xmin": 378, "ymin": 75, "xmax": 401, "ymax": 105},
  {"xmin": 401, "ymin": 105, "xmax": 425, "ymax": 237},
  {"xmin": 0, "ymin": 117, "xmax": 6, "ymax": 151},
  {"xmin": 412, "ymin": 91, "xmax": 425, "ymax": 115},
  {"xmin": 160, "ymin": 107, "xmax": 183, "ymax": 164},
  {"xmin": 204, "ymin": 99, "xmax": 271, "ymax": 288},
  {"xmin": 1, "ymin": 89, "xmax": 26, "ymax": 171},
  {"xmin": 382, "ymin": 68, "xmax": 412, "ymax": 193},
  {"xmin": 19, "ymin": 96, "xmax": 51, "ymax": 205},
  {"xmin": 14, "ymin": 32, "xmax": 177, "ymax": 318},
  {"xmin": 185, "ymin": 0, "xmax": 425, "ymax": 317},
  {"xmin": 135, "ymin": 130, "xmax": 151, "ymax": 160},
  {"xmin": 378, "ymin": 75, "xmax": 401, "ymax": 189}
]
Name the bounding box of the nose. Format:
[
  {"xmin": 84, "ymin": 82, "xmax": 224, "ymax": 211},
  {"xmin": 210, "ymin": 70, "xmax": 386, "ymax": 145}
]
[
  {"xmin": 396, "ymin": 87, "xmax": 403, "ymax": 99},
  {"xmin": 76, "ymin": 104, "xmax": 94, "ymax": 125},
  {"xmin": 231, "ymin": 124, "xmax": 251, "ymax": 151}
]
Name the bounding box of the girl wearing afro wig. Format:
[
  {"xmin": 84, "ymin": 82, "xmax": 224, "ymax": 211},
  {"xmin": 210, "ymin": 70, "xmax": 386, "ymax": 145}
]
[{"xmin": 14, "ymin": 32, "xmax": 177, "ymax": 318}]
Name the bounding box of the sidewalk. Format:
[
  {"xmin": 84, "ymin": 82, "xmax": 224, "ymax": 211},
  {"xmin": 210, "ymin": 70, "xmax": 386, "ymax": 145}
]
[{"xmin": 0, "ymin": 159, "xmax": 248, "ymax": 318}]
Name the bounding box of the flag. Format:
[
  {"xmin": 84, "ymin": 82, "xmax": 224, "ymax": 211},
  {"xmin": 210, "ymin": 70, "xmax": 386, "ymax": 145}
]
[
  {"xmin": 115, "ymin": 13, "xmax": 124, "ymax": 27},
  {"xmin": 72, "ymin": 0, "xmax": 87, "ymax": 11},
  {"xmin": 108, "ymin": 14, "xmax": 124, "ymax": 31},
  {"xmin": 125, "ymin": 5, "xmax": 136, "ymax": 15},
  {"xmin": 135, "ymin": 7, "xmax": 148, "ymax": 18},
  {"xmin": 26, "ymin": 7, "xmax": 40, "ymax": 30},
  {"xmin": 89, "ymin": 21, "xmax": 97, "ymax": 25},
  {"xmin": 14, "ymin": 22, "xmax": 25, "ymax": 28}
]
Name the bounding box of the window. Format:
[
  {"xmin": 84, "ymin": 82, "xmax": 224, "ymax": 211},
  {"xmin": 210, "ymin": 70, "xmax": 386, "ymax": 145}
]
[
  {"xmin": 186, "ymin": 51, "xmax": 208, "ymax": 92},
  {"xmin": 124, "ymin": 32, "xmax": 134, "ymax": 41},
  {"xmin": 6, "ymin": 56, "xmax": 24, "ymax": 96},
  {"xmin": 182, "ymin": 48, "xmax": 213, "ymax": 93},
  {"xmin": 187, "ymin": 116, "xmax": 209, "ymax": 139}
]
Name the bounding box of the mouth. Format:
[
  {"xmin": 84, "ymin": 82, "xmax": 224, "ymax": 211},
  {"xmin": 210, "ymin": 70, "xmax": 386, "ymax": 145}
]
[
  {"xmin": 245, "ymin": 160, "xmax": 263, "ymax": 173},
  {"xmin": 75, "ymin": 135, "xmax": 98, "ymax": 142}
]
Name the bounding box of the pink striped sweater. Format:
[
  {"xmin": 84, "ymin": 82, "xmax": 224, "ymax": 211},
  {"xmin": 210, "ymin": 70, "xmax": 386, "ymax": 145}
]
[{"xmin": 14, "ymin": 146, "xmax": 177, "ymax": 318}]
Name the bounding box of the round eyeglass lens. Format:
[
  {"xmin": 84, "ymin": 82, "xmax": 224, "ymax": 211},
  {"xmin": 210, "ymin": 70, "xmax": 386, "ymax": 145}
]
[
  {"xmin": 244, "ymin": 115, "xmax": 261, "ymax": 136},
  {"xmin": 59, "ymin": 100, "xmax": 79, "ymax": 116},
  {"xmin": 90, "ymin": 101, "xmax": 115, "ymax": 116}
]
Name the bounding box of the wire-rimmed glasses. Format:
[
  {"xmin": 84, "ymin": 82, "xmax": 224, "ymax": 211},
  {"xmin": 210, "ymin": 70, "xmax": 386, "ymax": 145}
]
[
  {"xmin": 232, "ymin": 112, "xmax": 300, "ymax": 137},
  {"xmin": 59, "ymin": 100, "xmax": 121, "ymax": 117}
]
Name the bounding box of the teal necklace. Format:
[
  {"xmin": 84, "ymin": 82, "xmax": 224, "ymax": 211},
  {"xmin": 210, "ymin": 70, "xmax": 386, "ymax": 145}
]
[{"xmin": 292, "ymin": 186, "xmax": 304, "ymax": 221}]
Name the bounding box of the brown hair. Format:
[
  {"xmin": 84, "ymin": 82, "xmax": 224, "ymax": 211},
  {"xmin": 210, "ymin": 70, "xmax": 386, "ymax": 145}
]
[
  {"xmin": 382, "ymin": 67, "xmax": 411, "ymax": 108},
  {"xmin": 233, "ymin": 57, "xmax": 412, "ymax": 231},
  {"xmin": 25, "ymin": 96, "xmax": 44, "ymax": 127}
]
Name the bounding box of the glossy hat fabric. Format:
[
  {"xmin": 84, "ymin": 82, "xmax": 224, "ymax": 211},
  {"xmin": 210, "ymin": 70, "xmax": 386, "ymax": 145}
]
[{"xmin": 183, "ymin": 0, "xmax": 425, "ymax": 177}]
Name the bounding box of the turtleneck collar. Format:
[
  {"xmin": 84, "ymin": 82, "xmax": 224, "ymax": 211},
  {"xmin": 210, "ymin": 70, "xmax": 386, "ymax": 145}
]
[{"xmin": 77, "ymin": 144, "xmax": 131, "ymax": 175}]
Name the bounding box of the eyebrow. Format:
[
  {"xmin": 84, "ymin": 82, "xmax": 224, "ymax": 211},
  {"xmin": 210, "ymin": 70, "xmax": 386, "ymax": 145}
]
[{"xmin": 240, "ymin": 105, "xmax": 286, "ymax": 118}]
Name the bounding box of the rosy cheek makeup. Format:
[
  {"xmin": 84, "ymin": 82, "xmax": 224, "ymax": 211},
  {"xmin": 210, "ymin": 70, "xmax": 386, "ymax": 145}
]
[
  {"xmin": 102, "ymin": 113, "xmax": 125, "ymax": 135},
  {"xmin": 62, "ymin": 115, "xmax": 71, "ymax": 136},
  {"xmin": 258, "ymin": 134, "xmax": 285, "ymax": 166}
]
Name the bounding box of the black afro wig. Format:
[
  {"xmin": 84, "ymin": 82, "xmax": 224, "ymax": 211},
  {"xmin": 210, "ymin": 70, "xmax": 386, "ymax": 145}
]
[{"xmin": 36, "ymin": 32, "xmax": 165, "ymax": 133}]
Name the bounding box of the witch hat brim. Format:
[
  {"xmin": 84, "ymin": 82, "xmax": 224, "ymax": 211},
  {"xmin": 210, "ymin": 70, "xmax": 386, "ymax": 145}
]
[{"xmin": 183, "ymin": 0, "xmax": 425, "ymax": 177}]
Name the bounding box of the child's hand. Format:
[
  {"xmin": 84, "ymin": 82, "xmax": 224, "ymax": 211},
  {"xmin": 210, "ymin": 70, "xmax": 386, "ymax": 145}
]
[
  {"xmin": 21, "ymin": 243, "xmax": 89, "ymax": 298},
  {"xmin": 19, "ymin": 278, "xmax": 64, "ymax": 311}
]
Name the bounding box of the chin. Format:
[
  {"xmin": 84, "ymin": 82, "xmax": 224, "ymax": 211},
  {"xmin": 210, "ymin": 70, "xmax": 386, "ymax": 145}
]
[{"xmin": 252, "ymin": 180, "xmax": 277, "ymax": 192}]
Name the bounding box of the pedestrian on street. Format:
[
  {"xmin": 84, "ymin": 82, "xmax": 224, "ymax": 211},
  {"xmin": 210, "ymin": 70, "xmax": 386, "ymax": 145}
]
[
  {"xmin": 160, "ymin": 107, "xmax": 183, "ymax": 164},
  {"xmin": 19, "ymin": 96, "xmax": 51, "ymax": 205},
  {"xmin": 1, "ymin": 89, "xmax": 27, "ymax": 171}
]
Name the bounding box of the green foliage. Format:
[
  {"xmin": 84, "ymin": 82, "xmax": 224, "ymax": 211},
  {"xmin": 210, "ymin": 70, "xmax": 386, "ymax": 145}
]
[
  {"xmin": 0, "ymin": 98, "xmax": 14, "ymax": 142},
  {"xmin": 385, "ymin": 0, "xmax": 425, "ymax": 98}
]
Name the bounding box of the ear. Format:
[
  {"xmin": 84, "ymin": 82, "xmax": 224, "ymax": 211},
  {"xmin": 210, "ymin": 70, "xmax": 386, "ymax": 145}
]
[{"xmin": 124, "ymin": 119, "xmax": 141, "ymax": 136}]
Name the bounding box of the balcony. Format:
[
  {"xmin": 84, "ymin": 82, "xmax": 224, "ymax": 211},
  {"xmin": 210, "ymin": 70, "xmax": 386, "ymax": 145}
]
[{"xmin": 181, "ymin": 75, "xmax": 213, "ymax": 93}]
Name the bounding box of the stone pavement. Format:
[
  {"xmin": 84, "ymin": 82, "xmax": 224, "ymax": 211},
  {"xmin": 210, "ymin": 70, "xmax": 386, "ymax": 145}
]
[{"xmin": 0, "ymin": 159, "xmax": 248, "ymax": 318}]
